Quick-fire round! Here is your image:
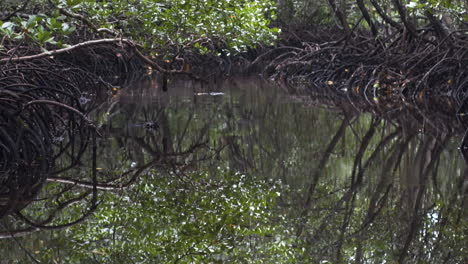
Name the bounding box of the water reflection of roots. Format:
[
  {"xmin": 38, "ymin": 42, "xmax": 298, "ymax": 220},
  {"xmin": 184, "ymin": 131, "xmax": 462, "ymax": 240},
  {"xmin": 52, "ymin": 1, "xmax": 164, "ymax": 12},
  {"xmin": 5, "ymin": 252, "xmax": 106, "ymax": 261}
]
[
  {"xmin": 0, "ymin": 59, "xmax": 106, "ymax": 238},
  {"xmin": 295, "ymin": 114, "xmax": 466, "ymax": 263},
  {"xmin": 0, "ymin": 117, "xmax": 209, "ymax": 240},
  {"xmin": 261, "ymin": 29, "xmax": 468, "ymax": 136},
  {"xmin": 0, "ymin": 40, "xmax": 152, "ymax": 237}
]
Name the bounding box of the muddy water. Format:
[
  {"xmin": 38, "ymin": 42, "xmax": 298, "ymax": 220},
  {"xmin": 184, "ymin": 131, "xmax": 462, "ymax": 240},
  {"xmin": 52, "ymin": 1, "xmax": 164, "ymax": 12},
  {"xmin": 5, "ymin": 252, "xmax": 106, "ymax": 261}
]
[{"xmin": 1, "ymin": 76, "xmax": 466, "ymax": 263}]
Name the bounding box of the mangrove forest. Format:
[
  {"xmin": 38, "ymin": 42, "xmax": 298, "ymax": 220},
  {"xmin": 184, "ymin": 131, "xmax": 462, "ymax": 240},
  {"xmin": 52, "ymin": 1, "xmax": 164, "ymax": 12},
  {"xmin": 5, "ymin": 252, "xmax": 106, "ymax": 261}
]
[{"xmin": 0, "ymin": 0, "xmax": 467, "ymax": 263}]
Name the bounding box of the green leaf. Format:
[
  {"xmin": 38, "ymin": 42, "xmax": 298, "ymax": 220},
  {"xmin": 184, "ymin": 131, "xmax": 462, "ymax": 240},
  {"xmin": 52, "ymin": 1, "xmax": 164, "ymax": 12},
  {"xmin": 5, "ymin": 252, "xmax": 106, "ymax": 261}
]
[{"xmin": 1, "ymin": 22, "xmax": 15, "ymax": 30}]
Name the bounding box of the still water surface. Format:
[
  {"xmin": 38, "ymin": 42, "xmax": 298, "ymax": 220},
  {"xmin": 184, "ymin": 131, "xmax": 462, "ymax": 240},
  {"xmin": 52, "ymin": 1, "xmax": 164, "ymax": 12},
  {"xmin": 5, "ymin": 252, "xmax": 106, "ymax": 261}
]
[{"xmin": 1, "ymin": 76, "xmax": 466, "ymax": 263}]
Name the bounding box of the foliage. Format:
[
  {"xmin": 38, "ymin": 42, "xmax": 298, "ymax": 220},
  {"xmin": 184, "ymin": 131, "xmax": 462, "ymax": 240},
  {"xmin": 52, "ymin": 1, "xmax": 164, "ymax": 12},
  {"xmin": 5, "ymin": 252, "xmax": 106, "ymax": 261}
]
[
  {"xmin": 406, "ymin": 0, "xmax": 468, "ymax": 23},
  {"xmin": 0, "ymin": 0, "xmax": 279, "ymax": 55},
  {"xmin": 277, "ymin": 0, "xmax": 333, "ymax": 26},
  {"xmin": 0, "ymin": 14, "xmax": 77, "ymax": 49}
]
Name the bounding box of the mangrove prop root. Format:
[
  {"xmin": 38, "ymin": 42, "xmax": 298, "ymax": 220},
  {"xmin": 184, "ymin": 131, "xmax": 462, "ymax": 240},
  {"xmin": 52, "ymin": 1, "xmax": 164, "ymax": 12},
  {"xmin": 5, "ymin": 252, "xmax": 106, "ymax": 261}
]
[
  {"xmin": 268, "ymin": 28, "xmax": 467, "ymax": 102},
  {"xmin": 0, "ymin": 61, "xmax": 96, "ymax": 211},
  {"xmin": 267, "ymin": 28, "xmax": 467, "ymax": 139},
  {"xmin": 0, "ymin": 51, "xmax": 111, "ymax": 236},
  {"xmin": 0, "ymin": 52, "xmax": 211, "ymax": 237}
]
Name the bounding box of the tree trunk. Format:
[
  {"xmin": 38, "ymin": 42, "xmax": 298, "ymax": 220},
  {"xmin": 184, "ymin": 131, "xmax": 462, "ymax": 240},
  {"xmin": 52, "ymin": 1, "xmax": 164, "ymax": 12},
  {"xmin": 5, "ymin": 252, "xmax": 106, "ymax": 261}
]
[
  {"xmin": 392, "ymin": 0, "xmax": 418, "ymax": 38},
  {"xmin": 328, "ymin": 0, "xmax": 351, "ymax": 34},
  {"xmin": 424, "ymin": 9, "xmax": 451, "ymax": 41},
  {"xmin": 356, "ymin": 0, "xmax": 378, "ymax": 37}
]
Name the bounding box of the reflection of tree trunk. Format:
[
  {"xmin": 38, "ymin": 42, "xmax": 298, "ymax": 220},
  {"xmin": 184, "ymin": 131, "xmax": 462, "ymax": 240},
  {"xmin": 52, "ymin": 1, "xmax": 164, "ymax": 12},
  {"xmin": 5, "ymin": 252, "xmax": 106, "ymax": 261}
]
[
  {"xmin": 400, "ymin": 136, "xmax": 439, "ymax": 215},
  {"xmin": 336, "ymin": 119, "xmax": 381, "ymax": 261},
  {"xmin": 222, "ymin": 135, "xmax": 253, "ymax": 171},
  {"xmin": 130, "ymin": 137, "xmax": 146, "ymax": 165},
  {"xmin": 297, "ymin": 116, "xmax": 350, "ymax": 237},
  {"xmin": 462, "ymin": 168, "xmax": 468, "ymax": 214},
  {"xmin": 348, "ymin": 131, "xmax": 407, "ymax": 242},
  {"xmin": 159, "ymin": 112, "xmax": 174, "ymax": 154},
  {"xmin": 308, "ymin": 170, "xmax": 362, "ymax": 246},
  {"xmin": 398, "ymin": 134, "xmax": 447, "ymax": 262},
  {"xmin": 134, "ymin": 137, "xmax": 157, "ymax": 156},
  {"xmin": 355, "ymin": 237, "xmax": 363, "ymax": 264},
  {"xmin": 336, "ymin": 192, "xmax": 358, "ymax": 263},
  {"xmin": 431, "ymin": 166, "xmax": 468, "ymax": 258},
  {"xmin": 303, "ymin": 116, "xmax": 350, "ymax": 208},
  {"xmin": 175, "ymin": 113, "xmax": 194, "ymax": 153},
  {"xmin": 351, "ymin": 118, "xmax": 380, "ymax": 186}
]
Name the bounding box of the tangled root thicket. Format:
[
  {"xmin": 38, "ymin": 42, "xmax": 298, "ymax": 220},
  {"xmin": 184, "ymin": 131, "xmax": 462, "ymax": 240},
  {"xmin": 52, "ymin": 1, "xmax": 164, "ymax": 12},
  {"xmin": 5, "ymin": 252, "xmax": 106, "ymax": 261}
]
[
  {"xmin": 0, "ymin": 43, "xmax": 212, "ymax": 237},
  {"xmin": 265, "ymin": 29, "xmax": 468, "ymax": 103},
  {"xmin": 262, "ymin": 28, "xmax": 468, "ymax": 154},
  {"xmin": 0, "ymin": 41, "xmax": 141, "ymax": 220},
  {"xmin": 57, "ymin": 44, "xmax": 145, "ymax": 81},
  {"xmin": 0, "ymin": 57, "xmax": 106, "ymax": 219}
]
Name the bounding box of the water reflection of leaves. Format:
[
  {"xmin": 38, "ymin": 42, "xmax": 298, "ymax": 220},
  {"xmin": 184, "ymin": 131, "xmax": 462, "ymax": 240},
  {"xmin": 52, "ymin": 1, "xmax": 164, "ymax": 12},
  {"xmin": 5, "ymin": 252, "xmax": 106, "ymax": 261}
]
[
  {"xmin": 39, "ymin": 168, "xmax": 295, "ymax": 263},
  {"xmin": 1, "ymin": 77, "xmax": 466, "ymax": 263}
]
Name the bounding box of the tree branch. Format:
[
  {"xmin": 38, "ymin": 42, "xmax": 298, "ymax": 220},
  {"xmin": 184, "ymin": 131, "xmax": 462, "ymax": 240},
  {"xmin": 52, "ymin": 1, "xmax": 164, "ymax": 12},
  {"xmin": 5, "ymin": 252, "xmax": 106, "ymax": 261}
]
[{"xmin": 0, "ymin": 38, "xmax": 133, "ymax": 63}]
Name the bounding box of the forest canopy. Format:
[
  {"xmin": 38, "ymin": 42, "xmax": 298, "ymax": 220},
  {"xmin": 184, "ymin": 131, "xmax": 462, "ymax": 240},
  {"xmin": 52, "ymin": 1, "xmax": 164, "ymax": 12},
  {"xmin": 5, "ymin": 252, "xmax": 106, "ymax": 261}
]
[
  {"xmin": 1, "ymin": 0, "xmax": 467, "ymax": 76},
  {"xmin": 2, "ymin": 0, "xmax": 466, "ymax": 57},
  {"xmin": 0, "ymin": 0, "xmax": 279, "ymax": 56}
]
